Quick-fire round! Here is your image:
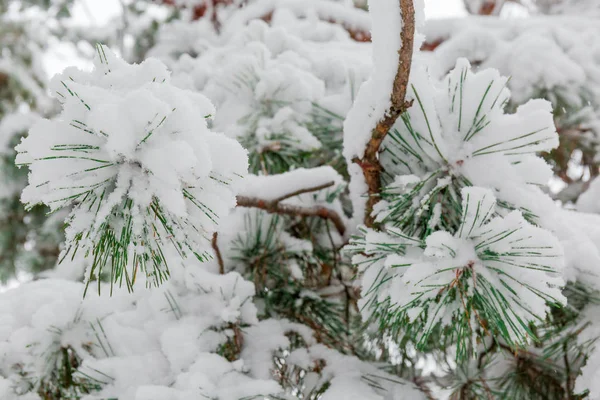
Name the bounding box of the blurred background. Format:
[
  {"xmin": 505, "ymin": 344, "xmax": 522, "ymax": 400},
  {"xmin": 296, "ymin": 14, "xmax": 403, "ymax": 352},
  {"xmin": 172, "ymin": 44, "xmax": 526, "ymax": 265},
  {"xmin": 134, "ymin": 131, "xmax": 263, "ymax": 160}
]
[{"xmin": 1, "ymin": 0, "xmax": 599, "ymax": 290}]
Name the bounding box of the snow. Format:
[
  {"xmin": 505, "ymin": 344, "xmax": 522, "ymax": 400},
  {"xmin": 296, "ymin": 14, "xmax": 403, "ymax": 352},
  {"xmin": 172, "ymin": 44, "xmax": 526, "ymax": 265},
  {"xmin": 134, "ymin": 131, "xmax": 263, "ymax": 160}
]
[
  {"xmin": 0, "ymin": 258, "xmax": 425, "ymax": 399},
  {"xmin": 0, "ymin": 113, "xmax": 40, "ymax": 156},
  {"xmin": 0, "ymin": 262, "xmax": 284, "ymax": 399},
  {"xmin": 342, "ymin": 0, "xmax": 416, "ymax": 229},
  {"xmin": 5, "ymin": 0, "xmax": 600, "ymax": 398},
  {"xmin": 342, "ymin": 0, "xmax": 404, "ymax": 162},
  {"xmin": 577, "ymin": 177, "xmax": 600, "ymax": 214},
  {"xmin": 376, "ymin": 58, "xmax": 559, "ymax": 223},
  {"xmin": 238, "ymin": 166, "xmax": 344, "ymax": 200},
  {"xmin": 154, "ymin": 13, "xmax": 371, "ymax": 177},
  {"xmin": 224, "ymin": 0, "xmax": 372, "ymax": 38},
  {"xmin": 354, "ymin": 187, "xmax": 566, "ymax": 352},
  {"xmin": 16, "ymin": 45, "xmax": 248, "ymax": 288}
]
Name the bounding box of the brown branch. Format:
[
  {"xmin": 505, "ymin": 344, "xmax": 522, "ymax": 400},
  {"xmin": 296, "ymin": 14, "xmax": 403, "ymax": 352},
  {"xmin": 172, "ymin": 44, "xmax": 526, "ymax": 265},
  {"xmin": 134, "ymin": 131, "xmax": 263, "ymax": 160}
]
[
  {"xmin": 212, "ymin": 232, "xmax": 225, "ymax": 274},
  {"xmin": 412, "ymin": 376, "xmax": 437, "ymax": 400},
  {"xmin": 478, "ymin": 340, "xmax": 497, "ymax": 369},
  {"xmin": 273, "ymin": 181, "xmax": 335, "ymax": 203},
  {"xmin": 0, "ymin": 72, "xmax": 8, "ymax": 87},
  {"xmin": 354, "ymin": 0, "xmax": 416, "ymax": 227},
  {"xmin": 236, "ymin": 196, "xmax": 345, "ymax": 236},
  {"xmin": 564, "ymin": 341, "xmax": 574, "ymax": 399}
]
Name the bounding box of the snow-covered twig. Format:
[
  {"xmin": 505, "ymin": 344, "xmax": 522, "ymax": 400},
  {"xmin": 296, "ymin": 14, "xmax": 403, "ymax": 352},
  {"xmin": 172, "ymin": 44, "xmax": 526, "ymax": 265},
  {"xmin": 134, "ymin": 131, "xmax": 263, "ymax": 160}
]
[
  {"xmin": 236, "ymin": 195, "xmax": 346, "ymax": 236},
  {"xmin": 356, "ymin": 0, "xmax": 416, "ymax": 227},
  {"xmin": 271, "ymin": 181, "xmax": 335, "ymax": 203},
  {"xmin": 212, "ymin": 232, "xmax": 225, "ymax": 274}
]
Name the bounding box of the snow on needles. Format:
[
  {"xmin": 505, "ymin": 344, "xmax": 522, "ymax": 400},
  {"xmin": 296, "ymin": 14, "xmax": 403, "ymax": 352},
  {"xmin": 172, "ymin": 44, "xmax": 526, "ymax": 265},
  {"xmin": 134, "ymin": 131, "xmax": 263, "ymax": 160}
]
[
  {"xmin": 342, "ymin": 0, "xmax": 424, "ymax": 228},
  {"xmin": 351, "ymin": 187, "xmax": 565, "ymax": 356},
  {"xmin": 16, "ymin": 45, "xmax": 248, "ymax": 290},
  {"xmin": 346, "ymin": 57, "xmax": 568, "ymax": 358},
  {"xmin": 0, "ymin": 262, "xmax": 427, "ymax": 399},
  {"xmin": 378, "ymin": 59, "xmax": 559, "ymax": 232}
]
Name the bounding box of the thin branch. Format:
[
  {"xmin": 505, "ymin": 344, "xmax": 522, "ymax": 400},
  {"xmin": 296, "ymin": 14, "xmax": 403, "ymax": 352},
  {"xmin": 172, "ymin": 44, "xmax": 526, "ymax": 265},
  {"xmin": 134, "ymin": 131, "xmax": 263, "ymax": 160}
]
[
  {"xmin": 236, "ymin": 180, "xmax": 345, "ymax": 235},
  {"xmin": 212, "ymin": 232, "xmax": 225, "ymax": 274},
  {"xmin": 236, "ymin": 196, "xmax": 346, "ymax": 236},
  {"xmin": 355, "ymin": 0, "xmax": 416, "ymax": 227},
  {"xmin": 478, "ymin": 339, "xmax": 497, "ymax": 369},
  {"xmin": 412, "ymin": 376, "xmax": 437, "ymax": 400},
  {"xmin": 564, "ymin": 341, "xmax": 574, "ymax": 399},
  {"xmin": 326, "ymin": 222, "xmax": 352, "ymax": 330},
  {"xmin": 273, "ymin": 181, "xmax": 335, "ymax": 203}
]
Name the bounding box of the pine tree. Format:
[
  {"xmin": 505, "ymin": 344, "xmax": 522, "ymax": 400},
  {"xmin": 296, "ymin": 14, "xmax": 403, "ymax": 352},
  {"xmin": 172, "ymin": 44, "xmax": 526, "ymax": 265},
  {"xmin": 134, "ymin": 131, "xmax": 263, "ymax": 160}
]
[{"xmin": 1, "ymin": 0, "xmax": 600, "ymax": 399}]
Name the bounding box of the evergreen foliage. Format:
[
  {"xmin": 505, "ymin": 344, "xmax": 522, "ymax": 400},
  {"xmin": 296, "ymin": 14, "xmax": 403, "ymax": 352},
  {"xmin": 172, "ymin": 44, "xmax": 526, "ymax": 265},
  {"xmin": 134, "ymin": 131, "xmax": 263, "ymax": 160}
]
[{"xmin": 1, "ymin": 0, "xmax": 600, "ymax": 399}]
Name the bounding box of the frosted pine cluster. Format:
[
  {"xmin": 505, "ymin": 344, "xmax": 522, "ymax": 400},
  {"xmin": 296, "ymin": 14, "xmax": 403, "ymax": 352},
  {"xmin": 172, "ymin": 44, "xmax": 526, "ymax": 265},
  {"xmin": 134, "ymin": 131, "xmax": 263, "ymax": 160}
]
[
  {"xmin": 5, "ymin": 0, "xmax": 600, "ymax": 399},
  {"xmin": 353, "ymin": 187, "xmax": 565, "ymax": 356},
  {"xmin": 16, "ymin": 46, "xmax": 248, "ymax": 290},
  {"xmin": 161, "ymin": 13, "xmax": 371, "ymax": 173},
  {"xmin": 378, "ymin": 59, "xmax": 558, "ymax": 231},
  {"xmin": 347, "ymin": 56, "xmax": 567, "ymax": 358}
]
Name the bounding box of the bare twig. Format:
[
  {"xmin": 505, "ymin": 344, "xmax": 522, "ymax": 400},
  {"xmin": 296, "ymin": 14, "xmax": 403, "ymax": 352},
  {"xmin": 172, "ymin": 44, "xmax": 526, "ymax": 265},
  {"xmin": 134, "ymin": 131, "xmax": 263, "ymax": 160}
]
[
  {"xmin": 412, "ymin": 376, "xmax": 436, "ymax": 400},
  {"xmin": 212, "ymin": 232, "xmax": 225, "ymax": 274},
  {"xmin": 354, "ymin": 0, "xmax": 416, "ymax": 227},
  {"xmin": 236, "ymin": 180, "xmax": 345, "ymax": 235},
  {"xmin": 273, "ymin": 181, "xmax": 335, "ymax": 203},
  {"xmin": 236, "ymin": 196, "xmax": 346, "ymax": 236}
]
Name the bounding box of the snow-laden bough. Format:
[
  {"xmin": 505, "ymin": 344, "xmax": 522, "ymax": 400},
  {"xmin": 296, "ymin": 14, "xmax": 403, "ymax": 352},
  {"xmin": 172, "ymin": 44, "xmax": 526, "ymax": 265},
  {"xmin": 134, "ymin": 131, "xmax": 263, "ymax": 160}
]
[
  {"xmin": 350, "ymin": 187, "xmax": 565, "ymax": 358},
  {"xmin": 16, "ymin": 45, "xmax": 248, "ymax": 292},
  {"xmin": 376, "ymin": 58, "xmax": 559, "ymax": 233}
]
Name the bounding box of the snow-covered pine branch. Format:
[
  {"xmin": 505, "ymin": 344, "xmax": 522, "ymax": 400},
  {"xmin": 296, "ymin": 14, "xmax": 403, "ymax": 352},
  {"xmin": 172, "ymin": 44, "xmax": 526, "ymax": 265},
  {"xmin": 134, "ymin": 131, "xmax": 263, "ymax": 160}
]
[
  {"xmin": 16, "ymin": 45, "xmax": 248, "ymax": 291},
  {"xmin": 351, "ymin": 187, "xmax": 565, "ymax": 358},
  {"xmin": 343, "ymin": 0, "xmax": 422, "ymax": 227},
  {"xmin": 4, "ymin": 0, "xmax": 600, "ymax": 398},
  {"xmin": 236, "ymin": 167, "xmax": 347, "ymax": 236}
]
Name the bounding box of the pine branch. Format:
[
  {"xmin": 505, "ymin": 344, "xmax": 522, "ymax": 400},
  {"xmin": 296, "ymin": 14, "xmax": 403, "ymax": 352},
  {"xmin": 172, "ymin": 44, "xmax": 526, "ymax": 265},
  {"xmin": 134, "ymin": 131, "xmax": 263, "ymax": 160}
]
[
  {"xmin": 236, "ymin": 196, "xmax": 346, "ymax": 236},
  {"xmin": 272, "ymin": 181, "xmax": 335, "ymax": 203},
  {"xmin": 212, "ymin": 232, "xmax": 225, "ymax": 274},
  {"xmin": 0, "ymin": 71, "xmax": 8, "ymax": 87},
  {"xmin": 466, "ymin": 0, "xmax": 507, "ymax": 15},
  {"xmin": 412, "ymin": 376, "xmax": 437, "ymax": 400},
  {"xmin": 355, "ymin": 0, "xmax": 416, "ymax": 227}
]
